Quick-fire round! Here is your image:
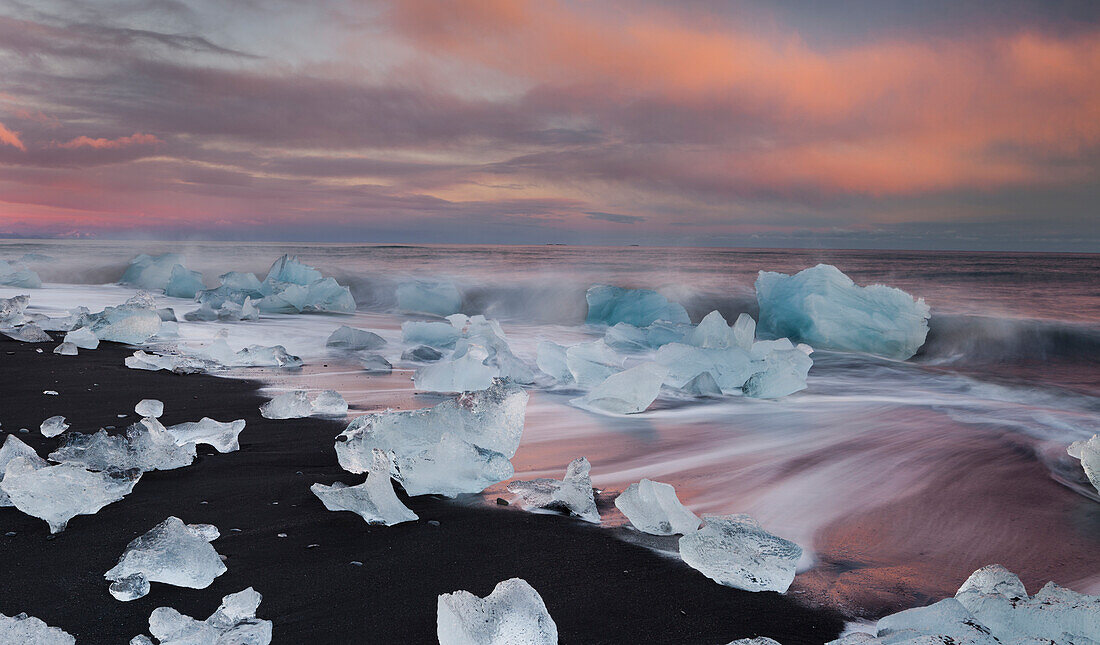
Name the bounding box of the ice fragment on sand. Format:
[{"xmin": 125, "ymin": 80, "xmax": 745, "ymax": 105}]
[
  {"xmin": 507, "ymin": 457, "xmax": 600, "ymax": 523},
  {"xmin": 0, "ymin": 260, "xmax": 42, "ymax": 288},
  {"xmin": 654, "ymin": 343, "xmax": 754, "ymax": 391},
  {"xmin": 414, "ymin": 349, "xmax": 497, "ymax": 393},
  {"xmin": 135, "ymin": 399, "xmax": 164, "ymax": 418},
  {"xmin": 756, "ymin": 264, "xmax": 930, "ymax": 359},
  {"xmin": 326, "ymin": 325, "xmax": 386, "ymax": 350},
  {"xmin": 742, "ymin": 342, "xmax": 813, "ymax": 399},
  {"xmin": 402, "ymin": 321, "xmax": 460, "ymax": 348},
  {"xmin": 585, "ymin": 284, "xmax": 690, "ymax": 327},
  {"xmin": 687, "ymin": 310, "xmax": 740, "ymax": 349},
  {"xmin": 0, "ymin": 612, "xmax": 75, "ymax": 644},
  {"xmin": 362, "ymin": 353, "xmax": 393, "ymax": 373},
  {"xmin": 678, "ymin": 514, "xmax": 802, "ymax": 593},
  {"xmin": 164, "ymin": 264, "xmax": 205, "ymax": 299},
  {"xmin": 259, "ymin": 391, "xmax": 312, "ymax": 419},
  {"xmin": 603, "ymin": 322, "xmax": 651, "ymax": 352},
  {"xmin": 63, "ymin": 325, "xmax": 99, "ymax": 349},
  {"xmin": 571, "ymin": 363, "xmax": 667, "ymax": 414},
  {"xmin": 2, "ymin": 322, "xmax": 51, "ymax": 342},
  {"xmin": 437, "ymin": 578, "xmax": 557, "ymax": 645},
  {"xmin": 535, "ymin": 341, "xmax": 572, "ymax": 383},
  {"xmin": 311, "ymin": 390, "xmax": 349, "ymax": 416},
  {"xmin": 311, "ymin": 449, "xmax": 417, "ymax": 526},
  {"xmin": 565, "ymin": 339, "xmax": 622, "ymax": 388},
  {"xmin": 105, "ymin": 516, "xmax": 227, "ymax": 600},
  {"xmin": 40, "ymin": 415, "xmax": 69, "ymax": 437},
  {"xmin": 255, "ymin": 255, "xmax": 356, "ymax": 314},
  {"xmin": 336, "ymin": 379, "xmax": 527, "ymax": 497},
  {"xmin": 0, "ymin": 435, "xmax": 46, "ymax": 507},
  {"xmin": 682, "ymin": 371, "xmax": 722, "ymax": 397},
  {"xmin": 403, "ymin": 345, "xmax": 443, "ymax": 362},
  {"xmin": 397, "ymin": 279, "xmax": 461, "ymax": 316},
  {"xmin": 125, "ymin": 350, "xmax": 206, "ymax": 374},
  {"xmin": 1, "ymin": 459, "xmax": 141, "ymax": 533},
  {"xmin": 165, "ymin": 418, "xmax": 245, "ymax": 453},
  {"xmin": 136, "ymin": 587, "xmax": 272, "ymax": 644},
  {"xmin": 49, "ymin": 418, "xmax": 197, "ymax": 472},
  {"xmin": 1068, "ymin": 434, "xmax": 1100, "ymax": 496},
  {"xmin": 615, "ymin": 479, "xmax": 700, "ymax": 535},
  {"xmin": 0, "ymin": 294, "xmax": 30, "ymax": 327},
  {"xmin": 87, "ymin": 295, "xmax": 163, "ymax": 345}
]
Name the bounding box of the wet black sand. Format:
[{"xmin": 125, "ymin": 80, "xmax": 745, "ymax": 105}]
[{"xmin": 0, "ymin": 336, "xmax": 843, "ymax": 644}]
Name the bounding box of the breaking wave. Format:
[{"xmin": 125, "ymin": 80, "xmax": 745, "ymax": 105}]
[{"xmin": 917, "ymin": 314, "xmax": 1100, "ymax": 365}]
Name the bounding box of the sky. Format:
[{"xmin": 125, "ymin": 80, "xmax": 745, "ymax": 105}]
[{"xmin": 0, "ymin": 0, "xmax": 1098, "ymax": 250}]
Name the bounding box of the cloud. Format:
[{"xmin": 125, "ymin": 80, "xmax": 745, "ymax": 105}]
[
  {"xmin": 0, "ymin": 121, "xmax": 26, "ymax": 151},
  {"xmin": 586, "ymin": 211, "xmax": 646, "ymax": 224},
  {"xmin": 53, "ymin": 133, "xmax": 162, "ymax": 149}
]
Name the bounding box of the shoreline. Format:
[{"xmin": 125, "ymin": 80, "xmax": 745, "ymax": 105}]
[{"xmin": 0, "ymin": 336, "xmax": 844, "ymax": 644}]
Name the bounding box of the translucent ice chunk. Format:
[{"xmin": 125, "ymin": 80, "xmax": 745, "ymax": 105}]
[
  {"xmin": 446, "ymin": 315, "xmax": 534, "ymax": 384},
  {"xmin": 402, "ymin": 321, "xmax": 460, "ymax": 348},
  {"xmin": 135, "ymin": 399, "xmax": 164, "ymax": 418},
  {"xmin": 756, "ymin": 264, "xmax": 931, "ymax": 360},
  {"xmin": 0, "ymin": 612, "xmax": 75, "ymax": 644},
  {"xmin": 311, "ymin": 449, "xmax": 418, "ymax": 526},
  {"xmin": 742, "ymin": 343, "xmax": 813, "ymax": 399},
  {"xmin": 0, "ymin": 294, "xmax": 30, "ymax": 327},
  {"xmin": 678, "ymin": 514, "xmax": 802, "ymax": 592},
  {"xmin": 362, "ymin": 353, "xmax": 393, "ymax": 373},
  {"xmin": 0, "ymin": 435, "xmax": 46, "ymax": 507},
  {"xmin": 0, "ymin": 260, "xmax": 42, "ymax": 288},
  {"xmin": 165, "ymin": 418, "xmax": 246, "ymax": 453},
  {"xmin": 565, "ymin": 339, "xmax": 622, "ymax": 388},
  {"xmin": 727, "ymin": 640, "xmax": 782, "ymax": 645},
  {"xmin": 260, "ymin": 391, "xmax": 313, "ymax": 419},
  {"xmin": 603, "ymin": 322, "xmax": 651, "ymax": 352},
  {"xmin": 64, "ymin": 326, "xmax": 99, "ymax": 349},
  {"xmin": 682, "ymin": 371, "xmax": 722, "ymax": 397},
  {"xmin": 535, "ymin": 340, "xmax": 572, "ymax": 383},
  {"xmin": 615, "ymin": 479, "xmax": 700, "ymax": 535},
  {"xmin": 437, "ymin": 578, "xmax": 557, "ymax": 645},
  {"xmin": 1, "ymin": 459, "xmax": 141, "ymax": 533},
  {"xmin": 125, "ymin": 351, "xmax": 206, "ymax": 374},
  {"xmin": 89, "ymin": 300, "xmax": 162, "ymax": 345},
  {"xmin": 264, "ymin": 254, "xmax": 321, "ymax": 285},
  {"xmin": 120, "ymin": 254, "xmax": 185, "ymax": 291},
  {"xmin": 40, "ymin": 415, "xmax": 69, "ymax": 438},
  {"xmin": 2, "ymin": 322, "xmax": 51, "ymax": 342},
  {"xmin": 585, "ymin": 284, "xmax": 690, "ymax": 327},
  {"xmin": 397, "ymin": 280, "xmax": 462, "ymax": 316},
  {"xmin": 142, "ymin": 587, "xmax": 272, "ymax": 644},
  {"xmin": 1067, "ymin": 434, "xmax": 1099, "ymax": 495},
  {"xmin": 311, "ymin": 390, "xmax": 349, "ymax": 416},
  {"xmin": 687, "ymin": 310, "xmax": 739, "ymax": 349},
  {"xmin": 414, "ymin": 350, "xmax": 498, "ymax": 393},
  {"xmin": 654, "ymin": 343, "xmax": 755, "ymax": 391},
  {"xmin": 507, "ymin": 457, "xmax": 600, "ymax": 523},
  {"xmin": 571, "ymin": 363, "xmax": 667, "ymax": 414},
  {"xmin": 49, "ymin": 418, "xmax": 196, "ymax": 472},
  {"xmin": 164, "ymin": 265, "xmax": 204, "ymax": 299},
  {"xmin": 876, "ymin": 598, "xmax": 998, "ymax": 643},
  {"xmin": 256, "ymin": 276, "xmax": 356, "ymax": 314},
  {"xmin": 732, "ymin": 313, "xmax": 756, "ymax": 351},
  {"xmin": 53, "ymin": 342, "xmax": 78, "ymax": 355},
  {"xmin": 105, "ymin": 516, "xmax": 227, "ymax": 600},
  {"xmin": 326, "ymin": 325, "xmax": 386, "ymax": 351},
  {"xmin": 403, "ymin": 345, "xmax": 443, "ymax": 362}
]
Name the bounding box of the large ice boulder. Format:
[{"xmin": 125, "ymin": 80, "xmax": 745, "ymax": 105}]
[
  {"xmin": 507, "ymin": 457, "xmax": 600, "ymax": 523},
  {"xmin": 397, "ymin": 279, "xmax": 461, "ymax": 316},
  {"xmin": 615, "ymin": 479, "xmax": 700, "ymax": 535},
  {"xmin": 311, "ymin": 449, "xmax": 418, "ymax": 526},
  {"xmin": 585, "ymin": 284, "xmax": 690, "ymax": 327},
  {"xmin": 437, "ymin": 578, "xmax": 557, "ymax": 645},
  {"xmin": 1068, "ymin": 434, "xmax": 1100, "ymax": 496},
  {"xmin": 0, "ymin": 435, "xmax": 47, "ymax": 507},
  {"xmin": 678, "ymin": 514, "xmax": 802, "ymax": 593},
  {"xmin": 135, "ymin": 587, "xmax": 272, "ymax": 644},
  {"xmin": 0, "ymin": 260, "xmax": 41, "ymax": 288},
  {"xmin": 411, "ymin": 315, "xmax": 534, "ymax": 391},
  {"xmin": 1, "ymin": 459, "xmax": 142, "ymax": 533},
  {"xmin": 87, "ymin": 293, "xmax": 163, "ymax": 345},
  {"xmin": 336, "ymin": 379, "xmax": 528, "ymax": 497},
  {"xmin": 64, "ymin": 326, "xmax": 99, "ymax": 349},
  {"xmin": 755, "ymin": 264, "xmax": 930, "ymax": 360},
  {"xmin": 571, "ymin": 363, "xmax": 667, "ymax": 414},
  {"xmin": 0, "ymin": 612, "xmax": 75, "ymax": 644},
  {"xmin": 105, "ymin": 516, "xmax": 227, "ymax": 601}
]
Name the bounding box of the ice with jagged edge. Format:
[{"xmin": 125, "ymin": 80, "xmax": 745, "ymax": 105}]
[
  {"xmin": 336, "ymin": 379, "xmax": 528, "ymax": 497},
  {"xmin": 195, "ymin": 271, "xmax": 263, "ymax": 309},
  {"xmin": 136, "ymin": 399, "xmax": 164, "ymax": 418},
  {"xmin": 125, "ymin": 350, "xmax": 207, "ymax": 374},
  {"xmin": 185, "ymin": 334, "xmax": 303, "ymax": 369},
  {"xmin": 438, "ymin": 578, "xmax": 558, "ymax": 645},
  {"xmin": 86, "ymin": 292, "xmax": 163, "ymax": 345},
  {"xmin": 397, "ymin": 279, "xmax": 462, "ymax": 316},
  {"xmin": 654, "ymin": 342, "xmax": 755, "ymax": 391},
  {"xmin": 0, "ymin": 294, "xmax": 30, "ymax": 327},
  {"xmin": 1, "ymin": 322, "xmax": 51, "ymax": 342},
  {"xmin": 412, "ymin": 314, "xmax": 534, "ymax": 391},
  {"xmin": 164, "ymin": 265, "xmax": 205, "ymax": 299},
  {"xmin": 402, "ymin": 321, "xmax": 460, "ymax": 348},
  {"xmin": 64, "ymin": 326, "xmax": 99, "ymax": 349},
  {"xmin": 49, "ymin": 418, "xmax": 196, "ymax": 472},
  {"xmin": 678, "ymin": 514, "xmax": 802, "ymax": 593},
  {"xmin": 1, "ymin": 458, "xmax": 142, "ymax": 533},
  {"xmin": 727, "ymin": 640, "xmax": 781, "ymax": 645},
  {"xmin": 743, "ymin": 339, "xmax": 814, "ymax": 399},
  {"xmin": 105, "ymin": 516, "xmax": 227, "ymax": 601},
  {"xmin": 563, "ymin": 339, "xmax": 622, "ymax": 387},
  {"xmin": 571, "ymin": 363, "xmax": 667, "ymax": 414},
  {"xmin": 260, "ymin": 390, "xmax": 346, "ymax": 418},
  {"xmin": 615, "ymin": 478, "xmax": 700, "ymax": 535},
  {"xmin": 120, "ymin": 254, "xmax": 187, "ymax": 291},
  {"xmin": 687, "ymin": 310, "xmax": 755, "ymax": 351},
  {"xmin": 165, "ymin": 418, "xmax": 246, "ymax": 453},
  {"xmin": 183, "ymin": 296, "xmax": 259, "ymax": 322},
  {"xmin": 0, "ymin": 612, "xmax": 75, "ymax": 644},
  {"xmin": 1068, "ymin": 434, "xmax": 1099, "ymax": 496},
  {"xmin": 132, "ymin": 587, "xmax": 272, "ymax": 644},
  {"xmin": 326, "ymin": 325, "xmax": 386, "ymax": 351},
  {"xmin": 40, "ymin": 415, "xmax": 69, "ymax": 437},
  {"xmin": 0, "ymin": 259, "xmax": 41, "ymax": 288},
  {"xmin": 535, "ymin": 341, "xmax": 572, "ymax": 383},
  {"xmin": 311, "ymin": 449, "xmax": 418, "ymax": 526},
  {"xmin": 0, "ymin": 435, "xmax": 47, "ymax": 507},
  {"xmin": 363, "ymin": 353, "xmax": 393, "ymax": 373},
  {"xmin": 507, "ymin": 457, "xmax": 600, "ymax": 523},
  {"xmin": 53, "ymin": 342, "xmax": 78, "ymax": 355},
  {"xmin": 254, "ymin": 255, "xmax": 356, "ymax": 314},
  {"xmin": 585, "ymin": 284, "xmax": 690, "ymax": 327},
  {"xmin": 756, "ymin": 264, "xmax": 931, "ymax": 360}
]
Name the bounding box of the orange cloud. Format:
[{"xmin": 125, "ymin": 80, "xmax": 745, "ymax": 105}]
[
  {"xmin": 0, "ymin": 121, "xmax": 26, "ymax": 151},
  {"xmin": 55, "ymin": 133, "xmax": 162, "ymax": 149}
]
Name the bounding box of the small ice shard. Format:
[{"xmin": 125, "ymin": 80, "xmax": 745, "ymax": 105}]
[
  {"xmin": 615, "ymin": 479, "xmax": 700, "ymax": 535},
  {"xmin": 437, "ymin": 578, "xmax": 557, "ymax": 645},
  {"xmin": 678, "ymin": 514, "xmax": 802, "ymax": 593},
  {"xmin": 682, "ymin": 371, "xmax": 722, "ymax": 397},
  {"xmin": 310, "ymin": 449, "xmax": 417, "ymax": 526},
  {"xmin": 136, "ymin": 399, "xmax": 164, "ymax": 418},
  {"xmin": 63, "ymin": 326, "xmax": 99, "ymax": 349},
  {"xmin": 742, "ymin": 343, "xmax": 813, "ymax": 399},
  {"xmin": 732, "ymin": 313, "xmax": 756, "ymax": 351},
  {"xmin": 164, "ymin": 265, "xmax": 205, "ymax": 299},
  {"xmin": 1, "ymin": 459, "xmax": 142, "ymax": 533},
  {"xmin": 0, "ymin": 612, "xmax": 75, "ymax": 644},
  {"xmin": 402, "ymin": 345, "xmax": 443, "ymax": 362},
  {"xmin": 124, "ymin": 351, "xmax": 206, "ymax": 374},
  {"xmin": 402, "ymin": 320, "xmax": 461, "ymax": 348},
  {"xmin": 2, "ymin": 322, "xmax": 51, "ymax": 343},
  {"xmin": 727, "ymin": 640, "xmax": 782, "ymax": 645},
  {"xmin": 397, "ymin": 279, "xmax": 462, "ymax": 316},
  {"xmin": 260, "ymin": 391, "xmax": 313, "ymax": 419},
  {"xmin": 571, "ymin": 363, "xmax": 667, "ymax": 414},
  {"xmin": 40, "ymin": 415, "xmax": 69, "ymax": 438},
  {"xmin": 1068, "ymin": 434, "xmax": 1099, "ymax": 496},
  {"xmin": 326, "ymin": 325, "xmax": 386, "ymax": 350},
  {"xmin": 876, "ymin": 598, "xmax": 997, "ymax": 643},
  {"xmin": 565, "ymin": 339, "xmax": 623, "ymax": 388},
  {"xmin": 137, "ymin": 587, "xmax": 272, "ymax": 645},
  {"xmin": 105, "ymin": 516, "xmax": 227, "ymax": 600},
  {"xmin": 414, "ymin": 350, "xmax": 498, "ymax": 393},
  {"xmin": 535, "ymin": 340, "xmax": 572, "ymax": 383},
  {"xmin": 0, "ymin": 294, "xmax": 30, "ymax": 327},
  {"xmin": 53, "ymin": 342, "xmax": 78, "ymax": 355},
  {"xmin": 756, "ymin": 264, "xmax": 931, "ymax": 360},
  {"xmin": 585, "ymin": 284, "xmax": 690, "ymax": 327},
  {"xmin": 507, "ymin": 457, "xmax": 600, "ymax": 523},
  {"xmin": 165, "ymin": 418, "xmax": 245, "ymax": 453},
  {"xmin": 0, "ymin": 260, "xmax": 42, "ymax": 288},
  {"xmin": 311, "ymin": 390, "xmax": 349, "ymax": 416},
  {"xmin": 336, "ymin": 379, "xmax": 528, "ymax": 497},
  {"xmin": 687, "ymin": 310, "xmax": 739, "ymax": 349},
  {"xmin": 49, "ymin": 418, "xmax": 197, "ymax": 472},
  {"xmin": 362, "ymin": 353, "xmax": 393, "ymax": 374},
  {"xmin": 0, "ymin": 435, "xmax": 47, "ymax": 507}
]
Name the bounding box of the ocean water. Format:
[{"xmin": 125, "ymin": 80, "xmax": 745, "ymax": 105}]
[{"xmin": 2, "ymin": 240, "xmax": 1098, "ymax": 616}]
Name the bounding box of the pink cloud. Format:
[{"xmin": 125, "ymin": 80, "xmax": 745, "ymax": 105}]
[
  {"xmin": 54, "ymin": 132, "xmax": 162, "ymax": 149},
  {"xmin": 0, "ymin": 121, "xmax": 26, "ymax": 151}
]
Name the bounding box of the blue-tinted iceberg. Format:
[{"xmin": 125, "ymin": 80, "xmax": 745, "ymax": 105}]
[
  {"xmin": 742, "ymin": 340, "xmax": 814, "ymax": 399},
  {"xmin": 412, "ymin": 315, "xmax": 534, "ymax": 391},
  {"xmin": 414, "ymin": 349, "xmax": 497, "ymax": 393},
  {"xmin": 397, "ymin": 279, "xmax": 461, "ymax": 316},
  {"xmin": 535, "ymin": 341, "xmax": 572, "ymax": 383},
  {"xmin": 121, "ymin": 254, "xmax": 186, "ymax": 291},
  {"xmin": 756, "ymin": 264, "xmax": 930, "ymax": 360},
  {"xmin": 0, "ymin": 260, "xmax": 41, "ymax": 288},
  {"xmin": 164, "ymin": 265, "xmax": 205, "ymax": 299},
  {"xmin": 402, "ymin": 321, "xmax": 460, "ymax": 348},
  {"xmin": 87, "ymin": 293, "xmax": 163, "ymax": 345},
  {"xmin": 255, "ymin": 255, "xmax": 356, "ymax": 314},
  {"xmin": 585, "ymin": 284, "xmax": 690, "ymax": 327}
]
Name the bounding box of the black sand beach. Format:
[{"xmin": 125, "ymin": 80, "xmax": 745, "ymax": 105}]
[{"xmin": 0, "ymin": 336, "xmax": 844, "ymax": 644}]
